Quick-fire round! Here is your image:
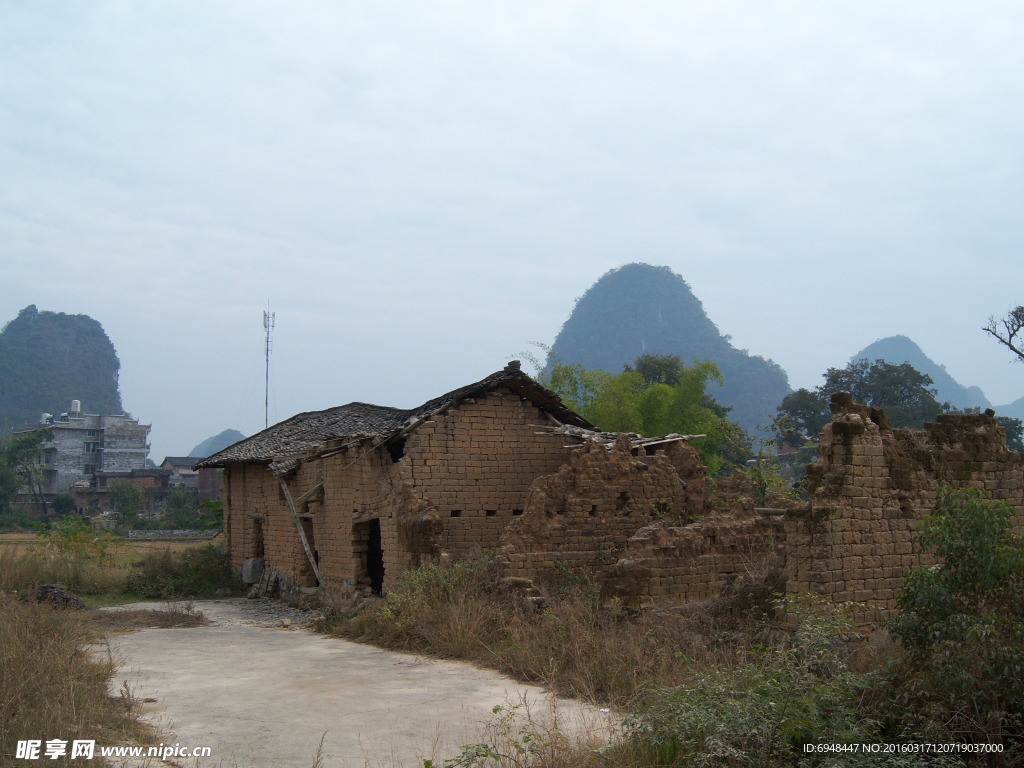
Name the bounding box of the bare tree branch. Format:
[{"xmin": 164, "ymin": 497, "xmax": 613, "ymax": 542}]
[{"xmin": 983, "ymin": 306, "xmax": 1024, "ymax": 363}]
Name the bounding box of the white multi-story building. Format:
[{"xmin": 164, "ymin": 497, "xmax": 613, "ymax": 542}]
[{"xmin": 15, "ymin": 400, "xmax": 151, "ymax": 495}]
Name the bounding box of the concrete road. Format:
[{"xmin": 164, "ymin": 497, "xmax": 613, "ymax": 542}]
[{"xmin": 105, "ymin": 600, "xmax": 615, "ymax": 768}]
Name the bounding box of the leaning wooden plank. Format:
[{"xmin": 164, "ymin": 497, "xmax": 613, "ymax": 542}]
[{"xmin": 279, "ymin": 478, "xmax": 323, "ymax": 588}]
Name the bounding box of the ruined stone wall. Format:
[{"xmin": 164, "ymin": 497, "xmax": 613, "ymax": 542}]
[
  {"xmin": 604, "ymin": 507, "xmax": 784, "ymax": 606},
  {"xmin": 401, "ymin": 388, "xmax": 573, "ymax": 558},
  {"xmin": 316, "ymin": 441, "xmax": 442, "ymax": 594},
  {"xmin": 785, "ymin": 394, "xmax": 1024, "ymax": 624},
  {"xmin": 501, "ymin": 436, "xmax": 709, "ymax": 586},
  {"xmin": 225, "ymin": 392, "xmax": 1024, "ymax": 614}
]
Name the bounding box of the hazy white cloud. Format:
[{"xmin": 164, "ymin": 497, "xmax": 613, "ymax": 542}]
[{"xmin": 2, "ymin": 1, "xmax": 1023, "ymax": 459}]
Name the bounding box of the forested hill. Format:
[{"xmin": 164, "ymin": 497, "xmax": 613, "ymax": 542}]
[
  {"xmin": 0, "ymin": 305, "xmax": 123, "ymax": 432},
  {"xmin": 851, "ymin": 335, "xmax": 991, "ymax": 410},
  {"xmin": 548, "ymin": 263, "xmax": 791, "ymax": 438}
]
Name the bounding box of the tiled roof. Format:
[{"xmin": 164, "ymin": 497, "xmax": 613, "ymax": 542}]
[
  {"xmin": 197, "ymin": 362, "xmax": 592, "ymax": 468},
  {"xmin": 161, "ymin": 456, "xmax": 204, "ymax": 467}
]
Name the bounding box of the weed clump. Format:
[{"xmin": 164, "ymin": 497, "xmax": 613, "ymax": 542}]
[
  {"xmin": 124, "ymin": 544, "xmax": 234, "ymax": 598},
  {"xmin": 324, "ymin": 550, "xmax": 775, "ymax": 709}
]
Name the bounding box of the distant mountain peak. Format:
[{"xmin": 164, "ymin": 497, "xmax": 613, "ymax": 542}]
[
  {"xmin": 0, "ymin": 305, "xmax": 123, "ymax": 433},
  {"xmin": 549, "ymin": 263, "xmax": 790, "ymax": 437},
  {"xmin": 851, "ymin": 335, "xmax": 990, "ymax": 410},
  {"xmin": 189, "ymin": 429, "xmax": 246, "ymax": 458}
]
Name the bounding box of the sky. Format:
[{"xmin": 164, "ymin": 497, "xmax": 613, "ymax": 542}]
[{"xmin": 2, "ymin": 2, "xmax": 1023, "ymax": 462}]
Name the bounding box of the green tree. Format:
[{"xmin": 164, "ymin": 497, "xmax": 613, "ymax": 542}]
[
  {"xmin": 109, "ymin": 480, "xmax": 147, "ymax": 526},
  {"xmin": 625, "ymin": 353, "xmax": 685, "ymax": 386},
  {"xmin": 773, "ymin": 388, "xmax": 829, "ymax": 445},
  {"xmin": 999, "ymin": 415, "xmax": 1024, "ymax": 453},
  {"xmin": 890, "ymin": 488, "xmax": 1024, "ymax": 743},
  {"xmin": 776, "ymin": 359, "xmax": 945, "ymax": 442},
  {"xmin": 545, "ymin": 355, "xmax": 752, "ymax": 474},
  {"xmin": 158, "ymin": 487, "xmax": 199, "ymax": 529},
  {"xmin": 0, "ymin": 429, "xmax": 50, "ymax": 520}
]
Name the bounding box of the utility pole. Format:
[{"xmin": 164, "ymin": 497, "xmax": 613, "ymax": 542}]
[{"xmin": 263, "ymin": 306, "xmax": 275, "ymax": 429}]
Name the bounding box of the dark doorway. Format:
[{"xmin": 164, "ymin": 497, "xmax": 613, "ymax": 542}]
[
  {"xmin": 366, "ymin": 519, "xmax": 385, "ymax": 596},
  {"xmin": 249, "ymin": 517, "xmax": 265, "ymax": 559}
]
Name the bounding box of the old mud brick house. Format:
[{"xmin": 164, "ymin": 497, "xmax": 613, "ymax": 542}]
[{"xmin": 198, "ymin": 362, "xmax": 598, "ymax": 596}]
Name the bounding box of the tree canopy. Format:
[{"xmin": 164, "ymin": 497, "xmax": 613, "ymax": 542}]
[
  {"xmin": 0, "ymin": 429, "xmax": 50, "ymax": 522},
  {"xmin": 546, "ymin": 264, "xmax": 790, "ymax": 441},
  {"xmin": 775, "ymin": 359, "xmax": 946, "ymax": 442},
  {"xmin": 543, "ymin": 354, "xmax": 752, "ymax": 474}
]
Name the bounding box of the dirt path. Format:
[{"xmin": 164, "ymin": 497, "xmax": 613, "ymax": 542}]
[{"xmin": 105, "ymin": 599, "xmax": 615, "ymax": 767}]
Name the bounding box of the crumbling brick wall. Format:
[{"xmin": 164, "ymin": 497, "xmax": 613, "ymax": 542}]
[
  {"xmin": 603, "ymin": 506, "xmax": 785, "ymax": 607},
  {"xmin": 500, "ymin": 435, "xmax": 709, "ymax": 586},
  {"xmin": 785, "ymin": 393, "xmax": 1024, "ymax": 624}
]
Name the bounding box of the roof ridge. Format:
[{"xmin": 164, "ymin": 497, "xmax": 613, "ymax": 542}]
[{"xmin": 197, "ymin": 362, "xmax": 589, "ymax": 468}]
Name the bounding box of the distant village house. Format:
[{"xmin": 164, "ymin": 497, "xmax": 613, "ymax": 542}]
[{"xmin": 12, "ymin": 400, "xmax": 159, "ymax": 512}]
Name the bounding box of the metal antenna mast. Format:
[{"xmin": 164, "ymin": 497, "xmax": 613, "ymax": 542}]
[{"xmin": 263, "ymin": 306, "xmax": 275, "ymax": 429}]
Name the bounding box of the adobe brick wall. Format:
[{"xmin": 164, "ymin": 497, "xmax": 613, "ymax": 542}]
[
  {"xmin": 785, "ymin": 394, "xmax": 1024, "ymax": 624},
  {"xmin": 500, "ymin": 435, "xmax": 710, "ymax": 586},
  {"xmin": 221, "ymin": 389, "xmax": 1024, "ymax": 615},
  {"xmin": 603, "ymin": 507, "xmax": 784, "ymax": 606},
  {"xmin": 221, "ymin": 387, "xmax": 577, "ymax": 595},
  {"xmin": 401, "ymin": 387, "xmax": 574, "ymax": 558}
]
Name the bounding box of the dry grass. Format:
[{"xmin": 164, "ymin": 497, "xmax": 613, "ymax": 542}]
[
  {"xmin": 323, "ymin": 554, "xmax": 777, "ymax": 710},
  {"xmin": 0, "ymin": 531, "xmax": 217, "ymax": 559},
  {"xmin": 0, "ymin": 594, "xmax": 160, "ymax": 766},
  {"xmin": 85, "ymin": 602, "xmax": 210, "ymax": 633},
  {"xmin": 0, "ymin": 542, "xmax": 213, "ymax": 767},
  {"xmin": 0, "ymin": 538, "xmax": 234, "ymax": 605}
]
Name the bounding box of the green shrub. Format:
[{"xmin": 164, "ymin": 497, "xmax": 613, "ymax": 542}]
[
  {"xmin": 889, "ymin": 487, "xmax": 1024, "ymax": 748},
  {"xmin": 125, "ymin": 544, "xmax": 234, "ymax": 598},
  {"xmin": 617, "ymin": 600, "xmax": 908, "ymax": 767}
]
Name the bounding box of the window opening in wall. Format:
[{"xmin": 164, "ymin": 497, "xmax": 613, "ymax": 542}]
[
  {"xmin": 512, "ymin": 508, "xmax": 523, "ymax": 516},
  {"xmin": 450, "ymin": 509, "xmax": 462, "ymax": 517},
  {"xmin": 617, "ymin": 492, "xmax": 631, "ymax": 513},
  {"xmin": 387, "ymin": 437, "xmax": 406, "ymax": 463},
  {"xmin": 485, "ymin": 509, "xmax": 497, "ymax": 517},
  {"xmin": 589, "ymin": 505, "xmax": 598, "ymax": 517}
]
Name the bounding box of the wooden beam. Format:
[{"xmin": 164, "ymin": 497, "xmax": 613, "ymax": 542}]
[{"xmin": 294, "ymin": 481, "xmax": 324, "ymax": 506}]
